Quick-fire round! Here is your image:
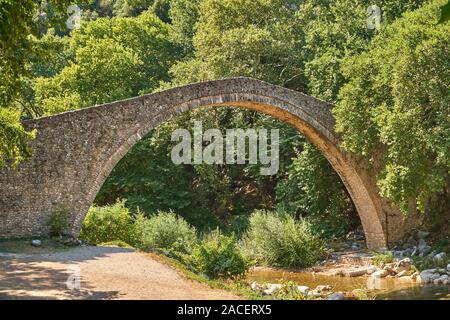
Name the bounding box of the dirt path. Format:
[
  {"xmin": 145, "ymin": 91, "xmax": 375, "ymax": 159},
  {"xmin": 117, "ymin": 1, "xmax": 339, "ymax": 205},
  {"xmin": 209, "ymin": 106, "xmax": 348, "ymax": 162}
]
[{"xmin": 0, "ymin": 246, "xmax": 240, "ymax": 300}]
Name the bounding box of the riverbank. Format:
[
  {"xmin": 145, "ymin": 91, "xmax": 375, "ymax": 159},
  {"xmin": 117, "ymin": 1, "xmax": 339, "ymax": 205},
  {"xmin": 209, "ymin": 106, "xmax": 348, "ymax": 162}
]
[{"xmin": 1, "ymin": 236, "xmax": 449, "ymax": 300}]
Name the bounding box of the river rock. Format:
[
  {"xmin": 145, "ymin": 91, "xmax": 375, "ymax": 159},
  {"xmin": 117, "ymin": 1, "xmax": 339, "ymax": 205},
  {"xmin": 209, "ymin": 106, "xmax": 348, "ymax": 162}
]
[
  {"xmin": 31, "ymin": 239, "xmax": 41, "ymax": 247},
  {"xmin": 315, "ymin": 285, "xmax": 332, "ymax": 293},
  {"xmin": 263, "ymin": 283, "xmax": 283, "ymax": 295},
  {"xmin": 366, "ymin": 266, "xmax": 377, "ymax": 275},
  {"xmin": 297, "ymin": 286, "xmax": 310, "ymax": 295},
  {"xmin": 418, "ymin": 238, "xmax": 431, "ymax": 253},
  {"xmin": 345, "ymin": 268, "xmax": 369, "ymax": 277},
  {"xmin": 328, "ymin": 292, "xmax": 346, "ymax": 300},
  {"xmin": 420, "ymin": 269, "xmax": 439, "ymax": 283},
  {"xmin": 419, "ymin": 272, "xmax": 431, "ymax": 283},
  {"xmin": 250, "ymin": 281, "xmax": 261, "ymax": 291},
  {"xmin": 410, "ymin": 272, "xmax": 420, "ymax": 280},
  {"xmin": 433, "ymin": 275, "xmax": 448, "ymax": 284},
  {"xmin": 372, "ymin": 270, "xmax": 388, "ymax": 278},
  {"xmin": 393, "ymin": 258, "xmax": 412, "ymax": 273},
  {"xmin": 307, "ymin": 290, "xmax": 322, "ymax": 298},
  {"xmin": 395, "ymin": 270, "xmax": 408, "ymax": 278},
  {"xmin": 447, "ymin": 263, "xmax": 450, "ymax": 272},
  {"xmin": 433, "ymin": 252, "xmax": 447, "ymax": 261}
]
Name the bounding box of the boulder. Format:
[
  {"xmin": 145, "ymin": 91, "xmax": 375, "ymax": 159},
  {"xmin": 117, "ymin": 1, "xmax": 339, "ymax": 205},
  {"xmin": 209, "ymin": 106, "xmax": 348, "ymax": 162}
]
[
  {"xmin": 250, "ymin": 281, "xmax": 261, "ymax": 291},
  {"xmin": 447, "ymin": 263, "xmax": 450, "ymax": 272},
  {"xmin": 372, "ymin": 270, "xmax": 388, "ymax": 278},
  {"xmin": 297, "ymin": 286, "xmax": 310, "ymax": 295},
  {"xmin": 395, "ymin": 270, "xmax": 408, "ymax": 278},
  {"xmin": 328, "ymin": 292, "xmax": 346, "ymax": 300},
  {"xmin": 418, "ymin": 239, "xmax": 431, "ymax": 254},
  {"xmin": 427, "ymin": 251, "xmax": 437, "ymax": 259},
  {"xmin": 345, "ymin": 268, "xmax": 369, "ymax": 277},
  {"xmin": 433, "ymin": 252, "xmax": 447, "ymax": 261},
  {"xmin": 31, "ymin": 239, "xmax": 41, "ymax": 247},
  {"xmin": 307, "ymin": 290, "xmax": 322, "ymax": 298},
  {"xmin": 410, "ymin": 272, "xmax": 420, "ymax": 280},
  {"xmin": 393, "ymin": 258, "xmax": 412, "ymax": 273},
  {"xmin": 366, "ymin": 266, "xmax": 377, "ymax": 275},
  {"xmin": 263, "ymin": 283, "xmax": 283, "ymax": 295}
]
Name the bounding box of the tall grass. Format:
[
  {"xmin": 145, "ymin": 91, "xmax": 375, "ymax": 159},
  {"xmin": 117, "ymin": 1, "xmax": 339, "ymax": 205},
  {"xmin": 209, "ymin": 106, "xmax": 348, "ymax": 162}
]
[{"xmin": 243, "ymin": 210, "xmax": 326, "ymax": 268}]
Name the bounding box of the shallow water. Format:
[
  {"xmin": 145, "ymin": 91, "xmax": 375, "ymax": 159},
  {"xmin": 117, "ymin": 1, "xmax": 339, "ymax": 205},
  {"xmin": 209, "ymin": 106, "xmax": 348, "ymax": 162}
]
[{"xmin": 247, "ymin": 269, "xmax": 450, "ymax": 300}]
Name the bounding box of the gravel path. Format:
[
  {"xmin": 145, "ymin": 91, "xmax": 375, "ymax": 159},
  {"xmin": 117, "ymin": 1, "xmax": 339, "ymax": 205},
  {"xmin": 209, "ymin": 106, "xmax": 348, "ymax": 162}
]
[{"xmin": 0, "ymin": 246, "xmax": 239, "ymax": 300}]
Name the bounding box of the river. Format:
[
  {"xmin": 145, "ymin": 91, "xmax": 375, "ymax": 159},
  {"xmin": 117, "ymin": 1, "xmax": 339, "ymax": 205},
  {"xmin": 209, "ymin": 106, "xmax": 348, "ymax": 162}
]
[{"xmin": 247, "ymin": 268, "xmax": 450, "ymax": 300}]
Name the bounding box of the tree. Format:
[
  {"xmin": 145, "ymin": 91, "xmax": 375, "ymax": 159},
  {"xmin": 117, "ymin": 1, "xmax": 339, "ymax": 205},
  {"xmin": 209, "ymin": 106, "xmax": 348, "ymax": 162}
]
[
  {"xmin": 0, "ymin": 0, "xmax": 86, "ymax": 167},
  {"xmin": 334, "ymin": 0, "xmax": 449, "ymax": 213},
  {"xmin": 34, "ymin": 12, "xmax": 181, "ymax": 114}
]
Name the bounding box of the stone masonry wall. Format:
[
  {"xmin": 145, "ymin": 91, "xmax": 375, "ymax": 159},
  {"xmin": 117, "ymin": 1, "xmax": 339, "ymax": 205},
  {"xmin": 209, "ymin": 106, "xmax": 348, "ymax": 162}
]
[{"xmin": 0, "ymin": 77, "xmax": 414, "ymax": 249}]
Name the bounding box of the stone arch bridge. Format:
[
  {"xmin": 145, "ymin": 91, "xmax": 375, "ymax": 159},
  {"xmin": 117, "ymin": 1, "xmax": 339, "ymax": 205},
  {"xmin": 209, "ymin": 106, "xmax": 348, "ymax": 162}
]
[{"xmin": 0, "ymin": 78, "xmax": 415, "ymax": 249}]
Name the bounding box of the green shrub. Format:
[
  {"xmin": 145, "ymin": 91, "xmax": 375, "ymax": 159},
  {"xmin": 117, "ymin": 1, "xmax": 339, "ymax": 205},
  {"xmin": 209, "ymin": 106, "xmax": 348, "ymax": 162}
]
[
  {"xmin": 79, "ymin": 200, "xmax": 137, "ymax": 245},
  {"xmin": 372, "ymin": 251, "xmax": 394, "ymax": 266},
  {"xmin": 243, "ymin": 210, "xmax": 326, "ymax": 268},
  {"xmin": 134, "ymin": 211, "xmax": 197, "ymax": 254},
  {"xmin": 189, "ymin": 229, "xmax": 249, "ymax": 279},
  {"xmin": 47, "ymin": 204, "xmax": 70, "ymax": 237}
]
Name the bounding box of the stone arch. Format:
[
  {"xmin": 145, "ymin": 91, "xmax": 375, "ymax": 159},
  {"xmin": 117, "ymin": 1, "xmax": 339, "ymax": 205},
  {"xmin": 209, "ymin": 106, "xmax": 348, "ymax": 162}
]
[{"xmin": 0, "ymin": 77, "xmax": 410, "ymax": 249}]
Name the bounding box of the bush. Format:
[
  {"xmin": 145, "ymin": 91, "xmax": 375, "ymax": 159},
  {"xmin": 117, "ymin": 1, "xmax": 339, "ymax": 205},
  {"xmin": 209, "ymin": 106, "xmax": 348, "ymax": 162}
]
[
  {"xmin": 243, "ymin": 210, "xmax": 326, "ymax": 268},
  {"xmin": 189, "ymin": 229, "xmax": 249, "ymax": 279},
  {"xmin": 47, "ymin": 204, "xmax": 70, "ymax": 237},
  {"xmin": 79, "ymin": 200, "xmax": 137, "ymax": 245},
  {"xmin": 372, "ymin": 251, "xmax": 394, "ymax": 266},
  {"xmin": 134, "ymin": 211, "xmax": 197, "ymax": 254}
]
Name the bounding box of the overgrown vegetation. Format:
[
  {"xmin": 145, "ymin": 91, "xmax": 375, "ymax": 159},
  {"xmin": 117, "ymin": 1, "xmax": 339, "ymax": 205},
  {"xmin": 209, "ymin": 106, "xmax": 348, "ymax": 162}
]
[
  {"xmin": 79, "ymin": 202, "xmax": 326, "ymax": 278},
  {"xmin": 243, "ymin": 210, "xmax": 326, "ymax": 268},
  {"xmin": 189, "ymin": 230, "xmax": 249, "ymax": 279},
  {"xmin": 79, "ymin": 200, "xmax": 136, "ymax": 245},
  {"xmin": 134, "ymin": 210, "xmax": 197, "ymax": 254},
  {"xmin": 372, "ymin": 251, "xmax": 395, "ymax": 266}
]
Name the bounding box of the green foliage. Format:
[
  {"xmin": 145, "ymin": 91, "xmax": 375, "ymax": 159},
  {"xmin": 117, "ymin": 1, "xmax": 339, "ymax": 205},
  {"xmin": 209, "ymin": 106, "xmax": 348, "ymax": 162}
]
[
  {"xmin": 372, "ymin": 251, "xmax": 394, "ymax": 266},
  {"xmin": 189, "ymin": 229, "xmax": 249, "ymax": 279},
  {"xmin": 276, "ymin": 143, "xmax": 357, "ymax": 239},
  {"xmin": 79, "ymin": 200, "xmax": 137, "ymax": 245},
  {"xmin": 334, "ymin": 0, "xmax": 450, "ymax": 213},
  {"xmin": 34, "ymin": 12, "xmax": 180, "ymax": 115},
  {"xmin": 412, "ymin": 255, "xmax": 449, "ymax": 271},
  {"xmin": 438, "ymin": 0, "xmax": 450, "ymax": 23},
  {"xmin": 47, "ymin": 204, "xmax": 70, "ymax": 237},
  {"xmin": 297, "ymin": 0, "xmax": 425, "ymax": 102},
  {"xmin": 169, "ymin": 0, "xmax": 200, "ymax": 53},
  {"xmin": 0, "ymin": 108, "xmax": 35, "ymax": 167},
  {"xmin": 243, "ymin": 210, "xmax": 326, "ymax": 268},
  {"xmin": 134, "ymin": 210, "xmax": 198, "ymax": 253},
  {"xmin": 0, "ymin": 0, "xmax": 88, "ymax": 167}
]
